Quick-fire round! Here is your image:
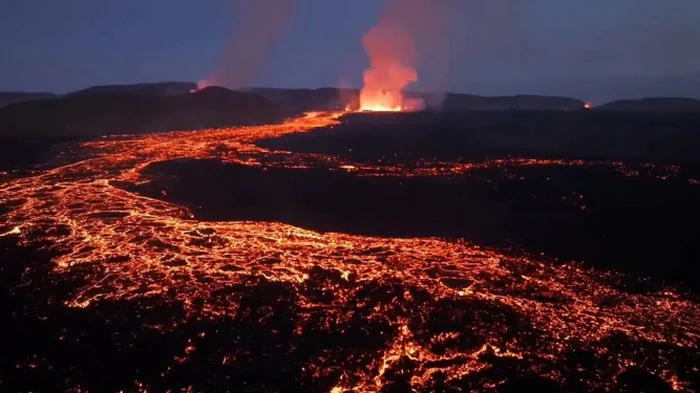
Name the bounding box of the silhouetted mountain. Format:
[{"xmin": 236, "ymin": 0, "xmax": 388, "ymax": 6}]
[
  {"xmin": 0, "ymin": 87, "xmax": 288, "ymax": 137},
  {"xmin": 528, "ymin": 72, "xmax": 700, "ymax": 104},
  {"xmin": 597, "ymin": 97, "xmax": 700, "ymax": 112},
  {"xmin": 0, "ymin": 92, "xmax": 57, "ymax": 108},
  {"xmin": 442, "ymin": 93, "xmax": 586, "ymax": 111},
  {"xmin": 65, "ymin": 82, "xmax": 197, "ymax": 97},
  {"xmin": 247, "ymin": 87, "xmax": 358, "ymax": 112}
]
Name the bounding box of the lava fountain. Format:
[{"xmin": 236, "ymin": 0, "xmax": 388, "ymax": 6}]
[{"xmin": 359, "ymin": 18, "xmax": 424, "ymax": 112}]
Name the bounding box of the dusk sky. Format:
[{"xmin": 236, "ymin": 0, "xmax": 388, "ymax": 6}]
[{"xmin": 2, "ymin": 0, "xmax": 700, "ymax": 102}]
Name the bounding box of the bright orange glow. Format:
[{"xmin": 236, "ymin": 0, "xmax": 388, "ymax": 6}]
[
  {"xmin": 0, "ymin": 111, "xmax": 696, "ymax": 392},
  {"xmin": 358, "ymin": 20, "xmax": 423, "ymax": 112},
  {"xmin": 584, "ymin": 102, "xmax": 592, "ymax": 109}
]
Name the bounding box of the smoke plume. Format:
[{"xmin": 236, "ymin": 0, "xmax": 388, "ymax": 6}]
[
  {"xmin": 359, "ymin": 20, "xmax": 419, "ymax": 111},
  {"xmin": 198, "ymin": 0, "xmax": 295, "ymax": 90},
  {"xmin": 359, "ymin": 0, "xmax": 452, "ymax": 110}
]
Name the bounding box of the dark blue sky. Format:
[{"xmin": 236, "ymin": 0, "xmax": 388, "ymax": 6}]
[{"xmin": 2, "ymin": 0, "xmax": 700, "ymax": 102}]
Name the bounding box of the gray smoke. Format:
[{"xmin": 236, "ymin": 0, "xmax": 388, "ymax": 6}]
[
  {"xmin": 199, "ymin": 0, "xmax": 295, "ymax": 89},
  {"xmin": 367, "ymin": 0, "xmax": 519, "ymax": 108}
]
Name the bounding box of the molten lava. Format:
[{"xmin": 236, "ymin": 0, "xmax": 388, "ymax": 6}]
[{"xmin": 0, "ymin": 111, "xmax": 698, "ymax": 392}]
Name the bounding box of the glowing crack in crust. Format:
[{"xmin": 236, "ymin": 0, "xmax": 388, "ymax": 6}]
[{"xmin": 0, "ymin": 112, "xmax": 698, "ymax": 392}]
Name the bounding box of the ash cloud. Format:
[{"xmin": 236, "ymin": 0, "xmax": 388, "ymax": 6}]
[{"xmin": 199, "ymin": 0, "xmax": 296, "ymax": 90}]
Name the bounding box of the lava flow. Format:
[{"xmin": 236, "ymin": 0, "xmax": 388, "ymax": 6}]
[{"xmin": 1, "ymin": 112, "xmax": 699, "ymax": 392}]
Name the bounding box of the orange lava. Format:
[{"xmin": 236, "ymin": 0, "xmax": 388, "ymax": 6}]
[{"xmin": 1, "ymin": 112, "xmax": 698, "ymax": 392}]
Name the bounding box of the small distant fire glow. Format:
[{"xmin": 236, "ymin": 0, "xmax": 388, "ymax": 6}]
[{"xmin": 584, "ymin": 102, "xmax": 592, "ymax": 109}]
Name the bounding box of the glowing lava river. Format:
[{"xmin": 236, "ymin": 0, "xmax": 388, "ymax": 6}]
[{"xmin": 1, "ymin": 112, "xmax": 698, "ymax": 392}]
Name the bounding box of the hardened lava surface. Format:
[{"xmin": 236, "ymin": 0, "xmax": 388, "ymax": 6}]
[{"xmin": 1, "ymin": 112, "xmax": 699, "ymax": 392}]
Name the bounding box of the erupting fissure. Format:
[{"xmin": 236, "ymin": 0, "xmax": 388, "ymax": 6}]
[{"xmin": 358, "ymin": 17, "xmax": 424, "ymax": 112}]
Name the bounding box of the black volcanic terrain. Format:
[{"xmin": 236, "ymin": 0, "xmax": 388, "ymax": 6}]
[{"xmin": 262, "ymin": 111, "xmax": 700, "ymax": 163}]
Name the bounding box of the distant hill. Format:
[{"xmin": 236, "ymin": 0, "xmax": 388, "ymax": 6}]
[
  {"xmin": 0, "ymin": 92, "xmax": 57, "ymax": 108},
  {"xmin": 597, "ymin": 97, "xmax": 700, "ymax": 112},
  {"xmin": 538, "ymin": 72, "xmax": 700, "ymax": 104},
  {"xmin": 247, "ymin": 87, "xmax": 358, "ymax": 112},
  {"xmin": 65, "ymin": 82, "xmax": 197, "ymax": 97},
  {"xmin": 0, "ymin": 87, "xmax": 288, "ymax": 137}
]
